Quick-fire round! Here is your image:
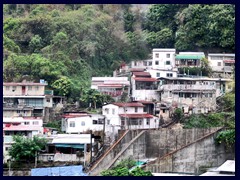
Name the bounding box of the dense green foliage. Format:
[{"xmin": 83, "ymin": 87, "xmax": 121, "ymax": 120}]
[
  {"xmin": 3, "ymin": 4, "xmax": 235, "ymax": 103},
  {"xmin": 215, "ymin": 129, "xmax": 235, "ymax": 149},
  {"xmin": 100, "ymin": 159, "xmax": 152, "ymax": 176},
  {"xmin": 182, "ymin": 112, "xmax": 235, "ymax": 129},
  {"xmin": 8, "ymin": 136, "xmax": 47, "ymax": 162}
]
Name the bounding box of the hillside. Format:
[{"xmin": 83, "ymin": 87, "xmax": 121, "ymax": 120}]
[{"xmin": 3, "ymin": 4, "xmax": 235, "ymax": 102}]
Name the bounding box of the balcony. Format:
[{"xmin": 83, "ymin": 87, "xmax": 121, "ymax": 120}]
[
  {"xmin": 158, "ymin": 84, "xmax": 215, "ymax": 92},
  {"xmin": 223, "ymin": 66, "xmax": 233, "ymax": 72}
]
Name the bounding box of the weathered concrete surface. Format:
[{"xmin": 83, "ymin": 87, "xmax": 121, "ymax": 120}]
[
  {"xmin": 89, "ymin": 127, "xmax": 233, "ymax": 176},
  {"xmin": 89, "ymin": 129, "xmax": 144, "ymax": 176},
  {"xmin": 143, "ymin": 129, "xmax": 234, "ymax": 175}
]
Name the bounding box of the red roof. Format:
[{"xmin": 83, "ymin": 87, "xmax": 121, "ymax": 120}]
[
  {"xmin": 136, "ymin": 101, "xmax": 154, "ymax": 104},
  {"xmin": 62, "ymin": 114, "xmax": 89, "ymax": 118},
  {"xmin": 119, "ymin": 114, "xmax": 154, "ymax": 118},
  {"xmin": 223, "ymin": 60, "xmax": 235, "ymax": 63},
  {"xmin": 3, "ymin": 82, "xmax": 46, "ymax": 86},
  {"xmin": 3, "ymin": 125, "xmax": 42, "ymax": 131},
  {"xmin": 129, "ymin": 68, "xmax": 145, "ymax": 72},
  {"xmin": 133, "ymin": 72, "xmax": 151, "ymax": 77},
  {"xmin": 134, "ymin": 77, "xmax": 157, "ymax": 82},
  {"xmin": 113, "ymin": 102, "xmax": 144, "ymax": 107}
]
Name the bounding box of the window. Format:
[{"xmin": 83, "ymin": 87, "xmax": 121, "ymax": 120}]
[
  {"xmin": 166, "ymin": 54, "xmax": 170, "ymax": 58},
  {"xmin": 112, "ymin": 109, "xmax": 115, "ymax": 115},
  {"xmin": 179, "ymin": 92, "xmax": 184, "ymax": 98},
  {"xmin": 155, "ymin": 53, "xmax": 159, "ymax": 58},
  {"xmin": 139, "ymin": 120, "xmax": 142, "ymax": 125},
  {"xmin": 46, "ymin": 98, "xmax": 50, "ymax": 102},
  {"xmin": 12, "ymin": 86, "xmax": 16, "ymax": 91},
  {"xmin": 192, "ymin": 93, "xmax": 197, "ymax": 98},
  {"xmin": 163, "ymin": 109, "xmax": 166, "ymax": 113},
  {"xmin": 167, "ymin": 73, "xmax": 173, "ymax": 77},
  {"xmin": 218, "ymin": 62, "xmax": 222, "ymax": 66},
  {"xmin": 148, "ymin": 61, "xmax": 152, "ymax": 66},
  {"xmin": 169, "ymin": 91, "xmax": 172, "ymax": 97},
  {"xmin": 6, "ymin": 86, "xmax": 10, "ymax": 90},
  {"xmin": 143, "ymin": 61, "xmax": 147, "ymax": 66},
  {"xmin": 156, "ymin": 73, "xmax": 160, "ymax": 77},
  {"xmin": 92, "ymin": 120, "xmax": 98, "ymax": 124},
  {"xmin": 24, "ymin": 122, "xmax": 30, "ymax": 125},
  {"xmin": 135, "ymin": 107, "xmax": 138, "ymax": 112},
  {"xmin": 28, "ymin": 86, "xmax": 32, "ymax": 91},
  {"xmin": 209, "ymin": 93, "xmax": 213, "ymax": 98},
  {"xmin": 105, "ymin": 108, "xmax": 109, "ymax": 114},
  {"xmin": 166, "ymin": 61, "xmax": 171, "ymax": 65},
  {"xmin": 146, "ymin": 118, "xmax": 150, "ymax": 125},
  {"xmin": 70, "ymin": 121, "xmax": 75, "ymax": 127},
  {"xmin": 134, "ymin": 61, "xmax": 137, "ymax": 66},
  {"xmin": 33, "ymin": 121, "xmax": 39, "ymax": 125},
  {"xmin": 107, "ymin": 120, "xmax": 110, "ymax": 125},
  {"xmin": 155, "ymin": 61, "xmax": 159, "ymax": 65},
  {"xmin": 81, "ymin": 121, "xmax": 85, "ymax": 126}
]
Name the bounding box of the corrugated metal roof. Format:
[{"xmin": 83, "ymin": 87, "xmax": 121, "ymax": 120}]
[
  {"xmin": 119, "ymin": 114, "xmax": 153, "ymax": 118},
  {"xmin": 113, "ymin": 102, "xmax": 145, "ymax": 107},
  {"xmin": 134, "ymin": 77, "xmax": 157, "ymax": 82},
  {"xmin": 133, "ymin": 72, "xmax": 151, "ymax": 77}
]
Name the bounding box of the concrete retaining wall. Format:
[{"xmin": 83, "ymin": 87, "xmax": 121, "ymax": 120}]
[{"xmin": 143, "ymin": 130, "xmax": 234, "ymax": 175}]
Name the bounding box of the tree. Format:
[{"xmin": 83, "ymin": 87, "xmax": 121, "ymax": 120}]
[
  {"xmin": 8, "ymin": 136, "xmax": 47, "ymax": 162},
  {"xmin": 172, "ymin": 108, "xmax": 184, "ymax": 123},
  {"xmin": 52, "ymin": 76, "xmax": 73, "ymax": 97}
]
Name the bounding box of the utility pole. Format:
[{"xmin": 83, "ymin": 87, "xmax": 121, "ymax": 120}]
[
  {"xmin": 35, "ymin": 151, "xmax": 37, "ymax": 168},
  {"xmin": 8, "ymin": 159, "xmax": 11, "ymax": 176}
]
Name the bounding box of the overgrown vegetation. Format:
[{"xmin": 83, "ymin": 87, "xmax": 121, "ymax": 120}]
[
  {"xmin": 3, "ymin": 4, "xmax": 235, "ymax": 106},
  {"xmin": 100, "ymin": 159, "xmax": 153, "ymax": 176}
]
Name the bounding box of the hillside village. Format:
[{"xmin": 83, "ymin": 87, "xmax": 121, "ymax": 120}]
[{"xmin": 3, "ymin": 48, "xmax": 235, "ymax": 176}]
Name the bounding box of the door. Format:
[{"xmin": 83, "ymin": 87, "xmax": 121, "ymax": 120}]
[{"xmin": 22, "ymin": 86, "xmax": 26, "ymax": 95}]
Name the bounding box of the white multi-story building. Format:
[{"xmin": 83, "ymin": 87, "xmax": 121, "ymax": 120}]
[
  {"xmin": 102, "ymin": 102, "xmax": 159, "ymax": 139},
  {"xmin": 208, "ymin": 53, "xmax": 235, "ymax": 78},
  {"xmin": 157, "ymin": 77, "xmax": 233, "ymax": 115},
  {"xmin": 3, "ymin": 117, "xmax": 44, "ymax": 162},
  {"xmin": 130, "ymin": 70, "xmax": 159, "ymax": 101},
  {"xmin": 130, "ymin": 49, "xmax": 178, "ymax": 78}
]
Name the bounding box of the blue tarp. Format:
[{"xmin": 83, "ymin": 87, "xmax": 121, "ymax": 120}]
[{"xmin": 31, "ymin": 165, "xmax": 87, "ymax": 176}]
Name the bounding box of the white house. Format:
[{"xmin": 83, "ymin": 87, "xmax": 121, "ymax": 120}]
[
  {"xmin": 208, "ymin": 53, "xmax": 235, "ymax": 78},
  {"xmin": 152, "ymin": 48, "xmax": 176, "ymax": 70},
  {"xmin": 102, "ymin": 102, "xmax": 159, "ymax": 139},
  {"xmin": 61, "ymin": 113, "xmax": 105, "ymax": 134}
]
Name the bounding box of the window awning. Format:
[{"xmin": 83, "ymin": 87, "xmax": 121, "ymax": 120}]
[
  {"xmin": 175, "ymin": 55, "xmax": 205, "ymax": 60},
  {"xmin": 55, "ymin": 144, "xmax": 84, "ymax": 149}
]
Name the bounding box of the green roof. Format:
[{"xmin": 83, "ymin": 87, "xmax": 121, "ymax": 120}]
[{"xmin": 175, "ymin": 54, "xmax": 205, "ymax": 60}]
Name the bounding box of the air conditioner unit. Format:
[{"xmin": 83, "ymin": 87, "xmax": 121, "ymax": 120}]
[{"xmin": 48, "ymin": 156, "xmax": 54, "ymax": 161}]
